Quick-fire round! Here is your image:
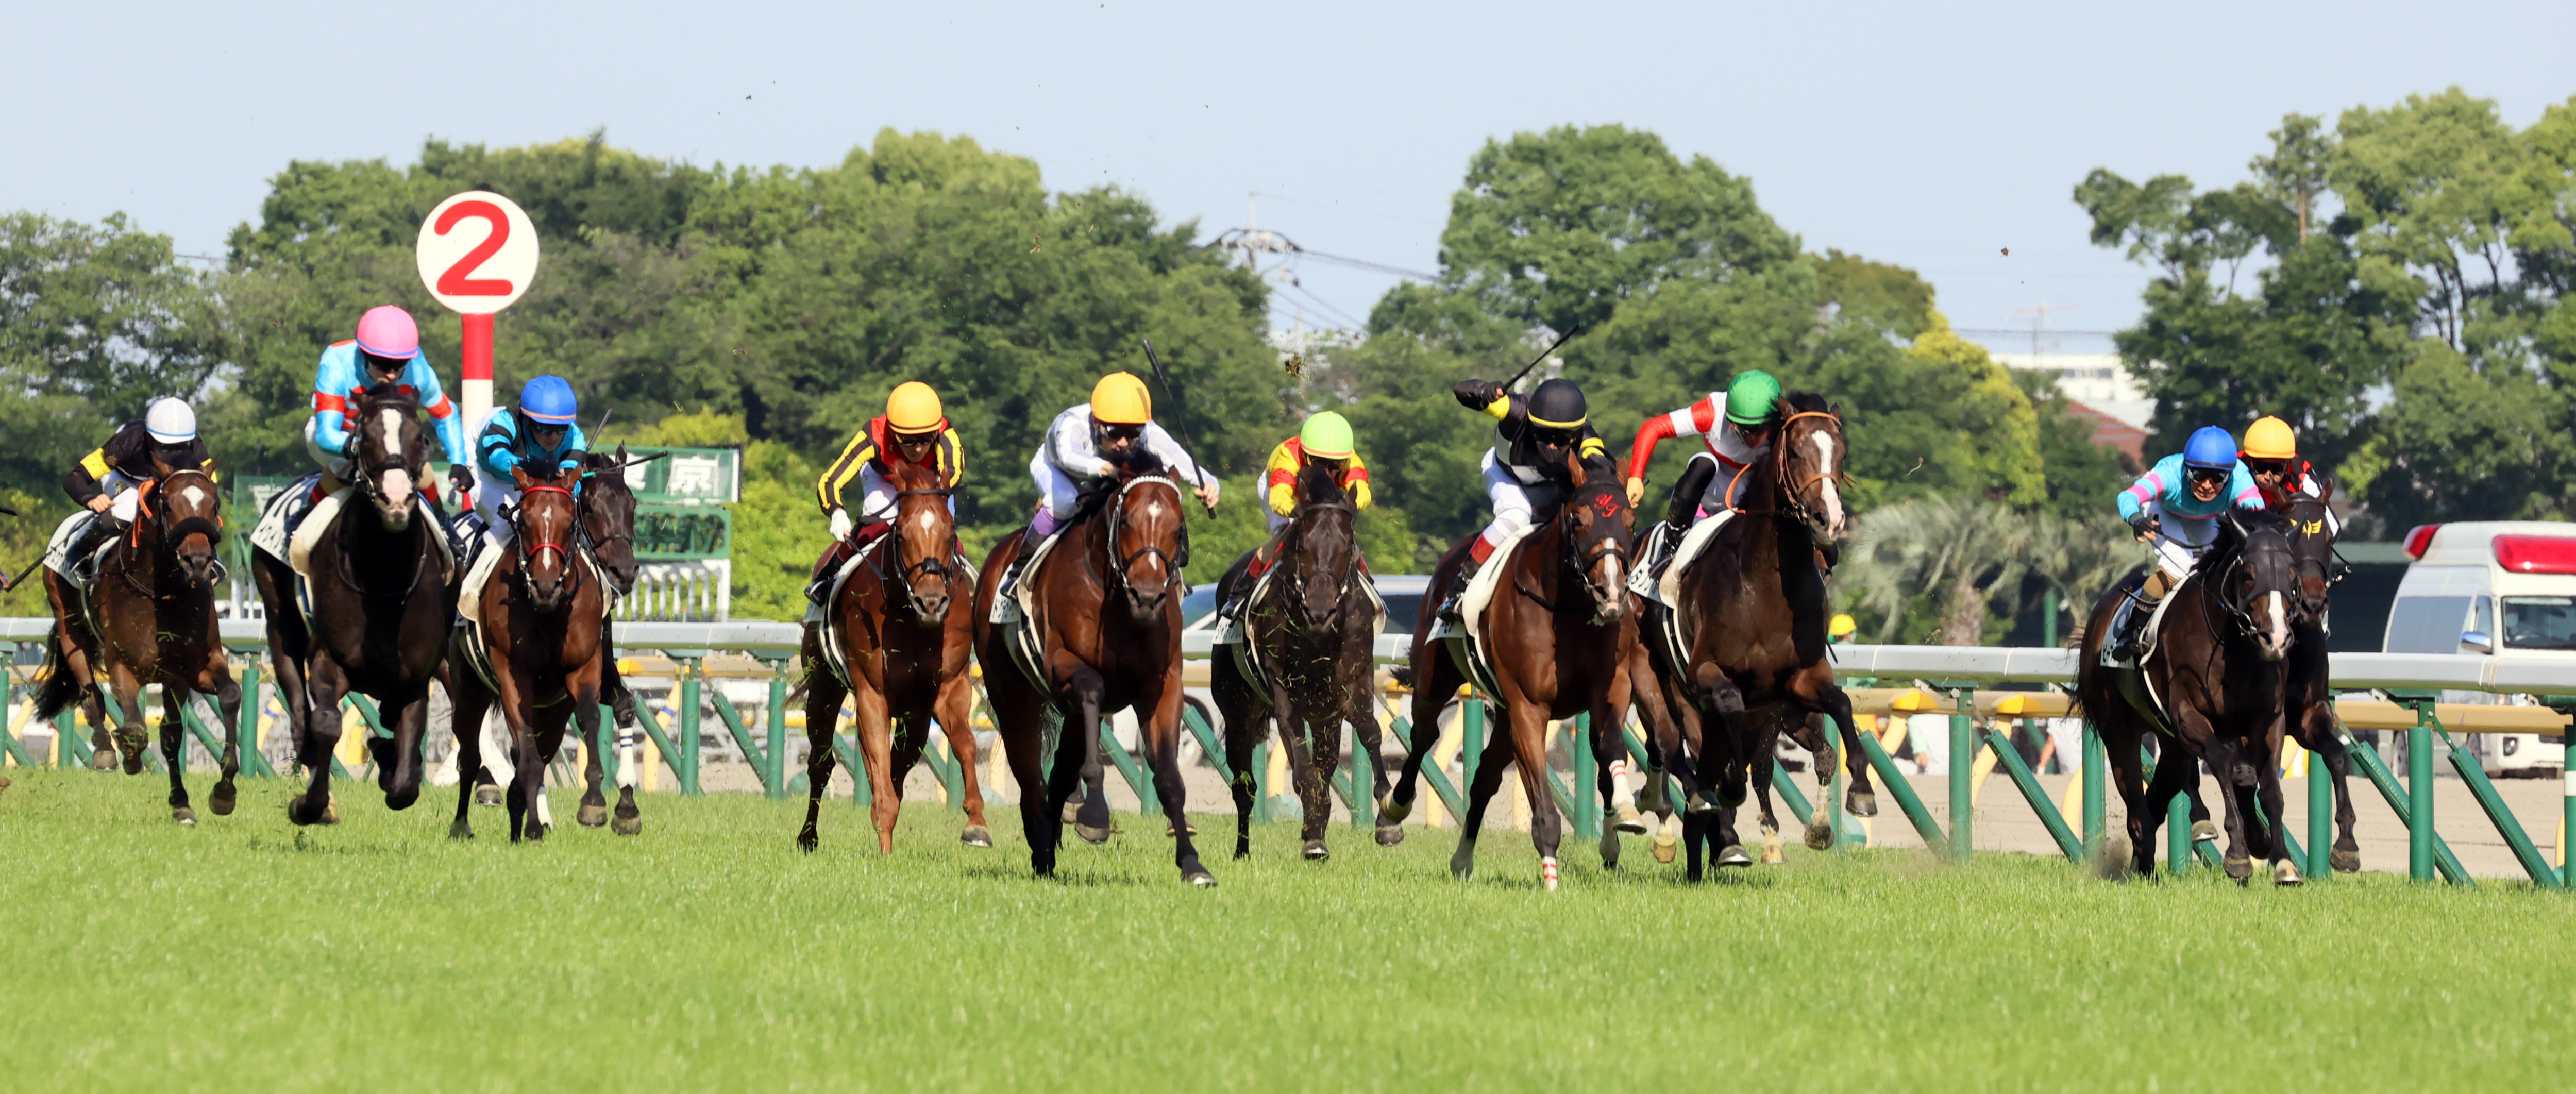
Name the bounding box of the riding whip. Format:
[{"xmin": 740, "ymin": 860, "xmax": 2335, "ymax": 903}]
[
  {"xmin": 0, "ymin": 556, "xmax": 39, "ymax": 594},
  {"xmin": 1500, "ymin": 324, "xmax": 1584, "ymax": 392},
  {"xmin": 1138, "ymin": 338, "xmax": 1217, "ymax": 512}
]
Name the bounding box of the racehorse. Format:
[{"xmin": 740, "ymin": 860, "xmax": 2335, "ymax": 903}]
[
  {"xmin": 32, "ymin": 468, "xmax": 246, "ymax": 822},
  {"xmin": 1655, "ymin": 392, "xmax": 1864, "ymax": 869},
  {"xmin": 970, "ymin": 456, "xmax": 1215, "ymax": 885},
  {"xmin": 252, "ymin": 383, "xmax": 455, "ymax": 826},
  {"xmin": 2076, "ymin": 509, "xmax": 2304, "ymax": 883},
  {"xmin": 796, "ymin": 456, "xmax": 989, "ymax": 854},
  {"xmin": 2281, "ymin": 489, "xmax": 2360, "ymax": 871},
  {"xmin": 1211, "ymin": 461, "xmax": 1388, "ymax": 861},
  {"xmin": 1380, "ymin": 451, "xmax": 1639, "ymax": 890},
  {"xmin": 445, "ymin": 463, "xmax": 610, "ymax": 842}
]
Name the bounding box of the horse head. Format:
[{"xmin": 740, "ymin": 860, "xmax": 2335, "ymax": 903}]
[
  {"xmin": 2222, "ymin": 510, "xmax": 2299, "ymax": 662},
  {"xmin": 888, "ymin": 458, "xmax": 959, "ymax": 625},
  {"xmin": 580, "ymin": 446, "xmax": 646, "ymax": 596},
  {"xmin": 345, "ymin": 383, "xmax": 428, "ymax": 531},
  {"xmin": 150, "ymin": 468, "xmax": 226, "ymax": 589},
  {"xmin": 2283, "ymin": 483, "xmax": 2341, "ymax": 627},
  {"xmin": 1104, "ymin": 461, "xmax": 1188, "ymax": 623},
  {"xmin": 1284, "ymin": 460, "xmax": 1360, "ymax": 631},
  {"xmin": 1774, "ymin": 392, "xmax": 1848, "ymax": 542},
  {"xmin": 1559, "ymin": 451, "xmax": 1635, "ymax": 625},
  {"xmin": 511, "ymin": 464, "xmax": 582, "ymax": 614}
]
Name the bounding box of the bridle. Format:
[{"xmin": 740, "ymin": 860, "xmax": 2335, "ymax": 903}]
[
  {"xmin": 1103, "ymin": 475, "xmax": 1189, "ymax": 596},
  {"xmin": 882, "ymin": 485, "xmax": 960, "ymax": 617},
  {"xmin": 511, "ymin": 483, "xmax": 582, "ymax": 597},
  {"xmin": 1540, "ymin": 482, "xmax": 1631, "ymax": 614},
  {"xmin": 1718, "ymin": 410, "xmax": 1846, "ymax": 524},
  {"xmin": 115, "ymin": 470, "xmax": 227, "ymax": 596},
  {"xmin": 2200, "ymin": 519, "xmax": 2296, "ymax": 643},
  {"xmin": 1274, "ymin": 492, "xmax": 1358, "ymax": 620}
]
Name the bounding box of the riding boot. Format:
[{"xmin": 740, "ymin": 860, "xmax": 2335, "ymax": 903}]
[
  {"xmin": 64, "ymin": 514, "xmax": 121, "ymax": 586},
  {"xmin": 2112, "ymin": 570, "xmax": 2172, "ymax": 662},
  {"xmin": 807, "ymin": 539, "xmax": 854, "ymax": 606},
  {"xmin": 1653, "ymin": 459, "xmax": 1718, "ymax": 578},
  {"xmin": 1437, "ymin": 554, "xmax": 1485, "ymax": 625}
]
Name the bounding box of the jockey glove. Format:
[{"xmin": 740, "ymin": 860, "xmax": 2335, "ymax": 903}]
[
  {"xmin": 448, "ymin": 464, "xmax": 474, "ymax": 497},
  {"xmin": 1452, "ymin": 379, "xmax": 1504, "ymax": 408},
  {"xmin": 2126, "ymin": 510, "xmax": 2156, "ymax": 538}
]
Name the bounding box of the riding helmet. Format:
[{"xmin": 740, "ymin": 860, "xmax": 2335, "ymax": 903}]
[
  {"xmin": 886, "ymin": 380, "xmax": 948, "ymax": 434},
  {"xmin": 1526, "ymin": 377, "xmax": 1588, "ymax": 431},
  {"xmin": 520, "ymin": 375, "xmax": 580, "ymax": 425},
  {"xmin": 1725, "ymin": 370, "xmax": 1783, "ymax": 426},
  {"xmin": 353, "ymin": 305, "xmax": 420, "ymax": 359},
  {"xmin": 1090, "ymin": 372, "xmax": 1153, "ymax": 425},
  {"xmin": 2183, "ymin": 425, "xmax": 2237, "ymax": 470},
  {"xmin": 144, "ymin": 397, "xmax": 197, "ymax": 444},
  {"xmin": 2240, "ymin": 416, "xmax": 2297, "ymax": 460},
  {"xmin": 1298, "ymin": 411, "xmax": 1355, "ymax": 460}
]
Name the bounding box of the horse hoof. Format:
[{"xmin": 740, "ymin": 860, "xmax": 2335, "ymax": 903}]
[
  {"xmin": 1845, "ymin": 789, "xmax": 1879, "ymax": 818},
  {"xmin": 287, "ymin": 794, "xmax": 324, "ymax": 827},
  {"xmin": 577, "ymin": 802, "xmax": 608, "ymax": 828},
  {"xmin": 1685, "ymin": 793, "xmax": 1721, "ymax": 815},
  {"xmin": 1598, "ymin": 829, "xmax": 1622, "ymax": 869},
  {"xmin": 1760, "ymin": 843, "xmax": 1785, "ymax": 865},
  {"xmin": 1716, "ymin": 844, "xmax": 1753, "ymax": 868},
  {"xmin": 323, "ymin": 800, "xmax": 341, "ymax": 825},
  {"xmin": 1450, "ymin": 848, "xmax": 1476, "ymax": 881},
  {"xmin": 611, "ymin": 813, "xmax": 642, "ymax": 837},
  {"xmin": 2224, "ymin": 855, "xmax": 2254, "ymax": 882},
  {"xmin": 449, "ymin": 818, "xmax": 474, "ymax": 840},
  {"xmin": 1060, "ymin": 797, "xmax": 1084, "ymax": 824},
  {"xmin": 797, "ymin": 832, "xmax": 818, "ymax": 853},
  {"xmin": 2330, "ymin": 848, "xmax": 2362, "ymax": 873},
  {"xmin": 2191, "ymin": 820, "xmax": 2219, "ymax": 845},
  {"xmin": 121, "ymin": 752, "xmax": 145, "ymax": 776},
  {"xmin": 2274, "ymin": 861, "xmax": 2303, "ymax": 887},
  {"xmin": 1652, "ymin": 836, "xmax": 1677, "ymax": 865},
  {"xmin": 1185, "ymin": 871, "xmax": 1218, "ymax": 888},
  {"xmin": 1376, "ymin": 792, "xmax": 1412, "ymax": 824},
  {"xmin": 1539, "ymin": 856, "xmax": 1560, "ymax": 891},
  {"xmin": 1302, "ymin": 840, "xmax": 1329, "ymax": 861},
  {"xmin": 209, "ymin": 783, "xmax": 238, "ymax": 816},
  {"xmin": 475, "ymin": 786, "xmax": 503, "ymax": 807},
  {"xmin": 91, "ymin": 749, "xmax": 120, "ymax": 772},
  {"xmin": 1613, "ymin": 804, "xmax": 1648, "ymax": 835},
  {"xmin": 1374, "ymin": 823, "xmax": 1404, "ymax": 847},
  {"xmin": 959, "ymin": 826, "xmax": 993, "ymax": 848},
  {"xmin": 1804, "ymin": 818, "xmax": 1834, "ymax": 851},
  {"xmin": 173, "ymin": 808, "xmax": 196, "ymax": 826},
  {"xmin": 1076, "ymin": 823, "xmax": 1112, "ymax": 845}
]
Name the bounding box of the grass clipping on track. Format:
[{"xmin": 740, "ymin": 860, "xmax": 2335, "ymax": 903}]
[{"xmin": 2, "ymin": 768, "xmax": 2566, "ymax": 1092}]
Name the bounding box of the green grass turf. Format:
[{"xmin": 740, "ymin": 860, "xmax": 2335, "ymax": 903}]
[{"xmin": 2, "ymin": 767, "xmax": 2568, "ymax": 1092}]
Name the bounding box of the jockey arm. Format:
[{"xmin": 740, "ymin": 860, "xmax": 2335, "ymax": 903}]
[
  {"xmin": 309, "ymin": 345, "xmax": 468, "ymax": 466},
  {"xmin": 477, "ymin": 413, "xmax": 589, "ymax": 488},
  {"xmin": 405, "ymin": 358, "xmax": 470, "ymax": 466},
  {"xmin": 1142, "ymin": 422, "xmax": 1215, "ymax": 498},
  {"xmin": 64, "ymin": 423, "xmax": 215, "ymax": 507}
]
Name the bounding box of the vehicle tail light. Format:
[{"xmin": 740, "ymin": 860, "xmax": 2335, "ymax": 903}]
[
  {"xmin": 2493, "ymin": 534, "xmax": 2576, "ymax": 575},
  {"xmin": 2403, "ymin": 524, "xmax": 2439, "ymax": 560}
]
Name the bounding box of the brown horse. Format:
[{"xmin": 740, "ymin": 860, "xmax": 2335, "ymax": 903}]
[
  {"xmin": 32, "ymin": 468, "xmax": 246, "ymax": 822},
  {"xmin": 1656, "ymin": 392, "xmax": 1863, "ymax": 869},
  {"xmin": 253, "ymin": 383, "xmax": 455, "ymax": 826},
  {"xmin": 797, "ymin": 457, "xmax": 989, "ymax": 853},
  {"xmin": 1380, "ymin": 451, "xmax": 1639, "ymax": 889},
  {"xmin": 1212, "ymin": 461, "xmax": 1388, "ymax": 861},
  {"xmin": 971, "ymin": 458, "xmax": 1213, "ymax": 884},
  {"xmin": 2076, "ymin": 509, "xmax": 2303, "ymax": 883},
  {"xmin": 446, "ymin": 464, "xmax": 610, "ymax": 843}
]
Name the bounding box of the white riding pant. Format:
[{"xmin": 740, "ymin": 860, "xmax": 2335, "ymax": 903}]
[
  {"xmin": 303, "ymin": 417, "xmax": 352, "ymax": 480},
  {"xmin": 1476, "ymin": 452, "xmax": 1563, "ymax": 554},
  {"xmin": 850, "ymin": 464, "xmax": 953, "ymax": 524},
  {"xmin": 2141, "ymin": 498, "xmax": 2220, "ymax": 587},
  {"xmin": 1030, "ymin": 452, "xmax": 1089, "ymax": 520},
  {"xmin": 98, "ymin": 472, "xmax": 143, "ymax": 524},
  {"xmin": 1685, "ymin": 451, "xmax": 1758, "ymax": 519},
  {"xmin": 474, "ymin": 477, "xmax": 519, "ymax": 547}
]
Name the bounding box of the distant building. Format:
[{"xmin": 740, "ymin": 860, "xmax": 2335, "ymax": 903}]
[{"xmin": 1989, "ymin": 352, "xmax": 2153, "ymax": 431}]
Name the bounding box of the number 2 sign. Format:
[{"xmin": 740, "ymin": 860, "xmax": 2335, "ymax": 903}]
[{"xmin": 415, "ymin": 191, "xmax": 539, "ymax": 315}]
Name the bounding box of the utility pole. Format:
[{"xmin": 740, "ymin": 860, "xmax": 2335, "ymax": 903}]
[{"xmin": 2013, "ymin": 302, "xmax": 2076, "ymax": 361}]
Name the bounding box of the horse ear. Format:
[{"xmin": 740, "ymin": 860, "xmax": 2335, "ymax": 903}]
[
  {"xmin": 1565, "ymin": 449, "xmax": 1588, "ymax": 488},
  {"xmin": 347, "ymin": 386, "xmax": 370, "ymax": 414},
  {"xmin": 512, "ymin": 464, "xmax": 533, "ymax": 491}
]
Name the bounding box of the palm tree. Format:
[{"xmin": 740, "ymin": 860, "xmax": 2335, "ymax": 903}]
[
  {"xmin": 2022, "ymin": 513, "xmax": 2148, "ymax": 646},
  {"xmin": 1840, "ymin": 495, "xmax": 2033, "ymax": 646}
]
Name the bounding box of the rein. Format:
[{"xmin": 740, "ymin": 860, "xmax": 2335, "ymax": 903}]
[
  {"xmin": 1721, "ymin": 410, "xmax": 1845, "ymax": 520},
  {"xmin": 879, "ymin": 485, "xmax": 959, "ymax": 619},
  {"xmin": 1101, "ymin": 475, "xmax": 1189, "ymax": 597}
]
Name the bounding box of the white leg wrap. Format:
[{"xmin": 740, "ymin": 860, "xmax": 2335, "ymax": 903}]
[{"xmin": 616, "ymin": 730, "xmax": 640, "ymax": 790}]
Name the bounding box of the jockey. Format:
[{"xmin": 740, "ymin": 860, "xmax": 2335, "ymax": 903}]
[
  {"xmin": 1001, "ymin": 372, "xmax": 1218, "ymax": 594},
  {"xmin": 54, "ymin": 398, "xmax": 217, "ymax": 579},
  {"xmin": 807, "ymin": 381, "xmax": 964, "ymax": 604},
  {"xmin": 2239, "ymin": 415, "xmax": 2339, "ymax": 536},
  {"xmin": 2109, "ymin": 425, "xmax": 2267, "ymax": 660},
  {"xmin": 1262, "ymin": 411, "xmax": 1371, "ymax": 534},
  {"xmin": 1441, "ymin": 374, "xmax": 1608, "ymax": 619},
  {"xmin": 309, "ymin": 305, "xmax": 471, "ymax": 500},
  {"xmin": 1829, "ymin": 613, "xmax": 1857, "ymax": 645},
  {"xmin": 470, "ymin": 375, "xmax": 588, "ymax": 549},
  {"xmin": 1625, "ymin": 369, "xmax": 1782, "ymax": 574}
]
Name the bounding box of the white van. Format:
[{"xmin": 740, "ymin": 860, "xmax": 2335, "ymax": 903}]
[{"xmin": 2382, "ymin": 521, "xmax": 2576, "ymax": 775}]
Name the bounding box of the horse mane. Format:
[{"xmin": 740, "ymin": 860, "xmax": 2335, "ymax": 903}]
[
  {"xmin": 1294, "ymin": 460, "xmax": 1346, "ymax": 511},
  {"xmin": 1066, "ymin": 451, "xmax": 1172, "ymax": 528},
  {"xmin": 1779, "ymin": 389, "xmax": 1828, "ymax": 416}
]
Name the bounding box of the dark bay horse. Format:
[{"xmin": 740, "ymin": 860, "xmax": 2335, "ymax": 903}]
[
  {"xmin": 798, "ymin": 457, "xmax": 989, "ymax": 853},
  {"xmin": 569, "ymin": 446, "xmax": 651, "ymax": 835},
  {"xmin": 2076, "ymin": 510, "xmax": 2304, "ymax": 883},
  {"xmin": 2281, "ymin": 490, "xmax": 2360, "ymax": 871},
  {"xmin": 1380, "ymin": 452, "xmax": 1639, "ymax": 889},
  {"xmin": 33, "ymin": 468, "xmax": 246, "ymax": 822},
  {"xmin": 1658, "ymin": 392, "xmax": 1864, "ymax": 869},
  {"xmin": 446, "ymin": 464, "xmax": 611, "ymax": 842},
  {"xmin": 252, "ymin": 384, "xmax": 454, "ymax": 826},
  {"xmin": 1213, "ymin": 461, "xmax": 1387, "ymax": 861},
  {"xmin": 970, "ymin": 458, "xmax": 1214, "ymax": 884}
]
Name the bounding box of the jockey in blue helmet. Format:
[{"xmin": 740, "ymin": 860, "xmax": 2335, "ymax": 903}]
[
  {"xmin": 2109, "ymin": 424, "xmax": 2266, "ymax": 660},
  {"xmin": 470, "ymin": 375, "xmax": 588, "ymax": 548}
]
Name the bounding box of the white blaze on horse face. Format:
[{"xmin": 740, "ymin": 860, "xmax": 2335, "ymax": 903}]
[
  {"xmin": 180, "ymin": 483, "xmax": 207, "ymax": 509},
  {"xmin": 1812, "ymin": 432, "xmax": 1845, "ymax": 534},
  {"xmin": 2264, "ymin": 591, "xmax": 2289, "ymax": 655}
]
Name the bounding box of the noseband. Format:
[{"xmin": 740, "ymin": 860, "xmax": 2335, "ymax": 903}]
[
  {"xmin": 1103, "ymin": 475, "xmax": 1189, "ymax": 597},
  {"xmin": 884, "ymin": 485, "xmax": 959, "ymax": 615},
  {"xmin": 512, "ymin": 484, "xmax": 582, "ymax": 594}
]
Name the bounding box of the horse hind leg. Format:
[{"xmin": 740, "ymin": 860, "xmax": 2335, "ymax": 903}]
[
  {"xmin": 1449, "ymin": 726, "xmax": 1517, "ymax": 882},
  {"xmin": 160, "ymin": 690, "xmax": 195, "ymax": 824},
  {"xmin": 204, "ymin": 664, "xmax": 244, "ymax": 817},
  {"xmin": 608, "ymin": 675, "xmax": 646, "ymax": 836},
  {"xmin": 576, "ymin": 713, "xmax": 610, "ymax": 829}
]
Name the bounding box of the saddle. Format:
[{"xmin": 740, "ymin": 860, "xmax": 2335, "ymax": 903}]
[
  {"xmin": 2098, "ymin": 574, "xmax": 2186, "ymax": 736},
  {"xmin": 990, "ymin": 528, "xmax": 1068, "ymax": 692},
  {"xmin": 1427, "ymin": 523, "xmax": 1539, "ymax": 701},
  {"xmin": 809, "ymin": 528, "xmax": 970, "ymax": 690}
]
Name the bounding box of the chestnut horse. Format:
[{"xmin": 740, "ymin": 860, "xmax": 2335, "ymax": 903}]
[
  {"xmin": 1656, "ymin": 392, "xmax": 1863, "ymax": 869},
  {"xmin": 1212, "ymin": 461, "xmax": 1388, "ymax": 861},
  {"xmin": 971, "ymin": 458, "xmax": 1214, "ymax": 885},
  {"xmin": 252, "ymin": 383, "xmax": 454, "ymax": 826},
  {"xmin": 446, "ymin": 464, "xmax": 610, "ymax": 843},
  {"xmin": 2076, "ymin": 509, "xmax": 2303, "ymax": 883},
  {"xmin": 33, "ymin": 468, "xmax": 246, "ymax": 822},
  {"xmin": 797, "ymin": 457, "xmax": 989, "ymax": 853},
  {"xmin": 1380, "ymin": 451, "xmax": 1639, "ymax": 890}
]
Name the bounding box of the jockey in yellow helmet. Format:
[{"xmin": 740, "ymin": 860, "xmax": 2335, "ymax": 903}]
[{"xmin": 807, "ymin": 381, "xmax": 964, "ymax": 604}]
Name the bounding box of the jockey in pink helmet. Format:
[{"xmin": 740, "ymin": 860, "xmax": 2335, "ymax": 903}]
[{"xmin": 308, "ymin": 305, "xmax": 472, "ymax": 498}]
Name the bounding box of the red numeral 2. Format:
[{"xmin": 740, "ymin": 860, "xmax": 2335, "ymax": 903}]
[{"xmin": 435, "ymin": 200, "xmax": 514, "ymax": 296}]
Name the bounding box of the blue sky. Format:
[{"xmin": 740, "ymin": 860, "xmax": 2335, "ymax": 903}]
[{"xmin": 8, "ymin": 0, "xmax": 2572, "ymax": 353}]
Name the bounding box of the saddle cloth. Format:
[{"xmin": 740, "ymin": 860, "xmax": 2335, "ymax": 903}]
[
  {"xmin": 991, "ymin": 530, "xmax": 1069, "ymax": 692},
  {"xmin": 1632, "ymin": 511, "xmax": 1739, "ymax": 674},
  {"xmin": 1425, "ymin": 523, "xmax": 1539, "ymax": 700},
  {"xmin": 2099, "ymin": 574, "xmax": 2192, "ymax": 735},
  {"xmin": 41, "ymin": 510, "xmax": 100, "ymax": 582},
  {"xmin": 807, "ymin": 531, "xmax": 892, "ymax": 688},
  {"xmin": 1219, "ymin": 559, "xmax": 1388, "ymax": 698}
]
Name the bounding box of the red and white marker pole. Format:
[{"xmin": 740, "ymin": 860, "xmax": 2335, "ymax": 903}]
[{"xmin": 416, "ymin": 191, "xmax": 539, "ymax": 436}]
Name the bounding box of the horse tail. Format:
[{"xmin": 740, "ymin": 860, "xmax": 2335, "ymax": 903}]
[{"xmin": 29, "ymin": 624, "xmax": 82, "ymax": 722}]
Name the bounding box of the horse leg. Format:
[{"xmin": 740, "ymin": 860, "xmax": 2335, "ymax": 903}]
[
  {"xmin": 2136, "ymin": 744, "xmax": 2196, "ymax": 880},
  {"xmin": 1383, "ymin": 638, "xmax": 1466, "ymax": 821},
  {"xmin": 288, "ymin": 659, "xmax": 349, "ymax": 827},
  {"xmin": 448, "ymin": 672, "xmax": 493, "ymax": 840},
  {"xmin": 1590, "ymin": 700, "xmax": 1629, "ymax": 868},
  {"xmin": 1351, "ymin": 674, "xmax": 1402, "ymax": 848},
  {"xmin": 2256, "ymin": 728, "xmax": 2300, "ymax": 885},
  {"xmin": 1791, "ymin": 672, "xmax": 1875, "ymax": 822},
  {"xmin": 491, "ymin": 671, "xmax": 541, "ymax": 843},
  {"xmin": 1285, "ymin": 688, "xmax": 1333, "ymax": 860},
  {"xmin": 1064, "ymin": 667, "xmax": 1114, "ymax": 844},
  {"xmin": 1500, "ymin": 700, "xmax": 1563, "ymax": 890},
  {"xmin": 856, "ymin": 685, "xmax": 901, "ymax": 855},
  {"xmin": 101, "ymin": 663, "xmax": 148, "ymax": 776},
  {"xmin": 200, "ymin": 657, "xmax": 244, "ymax": 817},
  {"xmin": 1750, "ymin": 723, "xmax": 1784, "ymax": 865},
  {"xmin": 1449, "ymin": 719, "xmax": 1517, "ymax": 882},
  {"xmin": 378, "ymin": 685, "xmax": 430, "ymax": 812},
  {"xmin": 2299, "ymin": 707, "xmax": 2363, "ymax": 872},
  {"xmin": 1144, "ymin": 684, "xmax": 1214, "ymax": 886},
  {"xmin": 2096, "ymin": 716, "xmax": 2153, "ymax": 878},
  {"xmin": 1214, "ymin": 649, "xmax": 1262, "ymax": 859},
  {"xmin": 160, "ymin": 689, "xmax": 194, "ymax": 824},
  {"xmin": 933, "ymin": 670, "xmax": 990, "ymax": 847},
  {"xmin": 575, "ymin": 723, "xmax": 609, "ymax": 829},
  {"xmin": 985, "ymin": 668, "xmax": 1058, "ymax": 877},
  {"xmin": 604, "ymin": 659, "xmax": 645, "ymax": 836},
  {"xmin": 795, "ymin": 646, "xmax": 847, "ymax": 853}
]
